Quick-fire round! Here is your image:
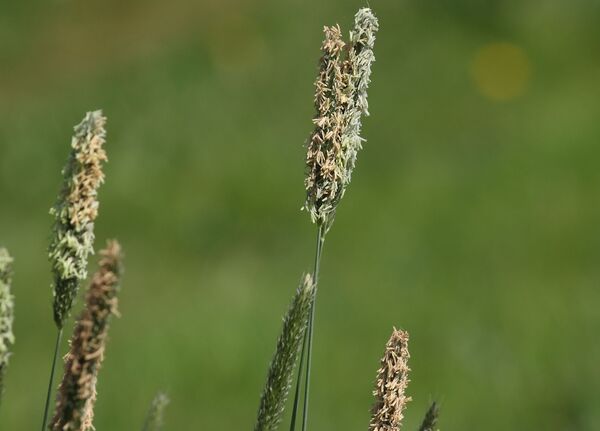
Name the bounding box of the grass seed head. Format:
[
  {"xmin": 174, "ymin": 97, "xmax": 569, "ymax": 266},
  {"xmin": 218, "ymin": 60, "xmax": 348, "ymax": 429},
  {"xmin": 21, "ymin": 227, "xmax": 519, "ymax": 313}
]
[
  {"xmin": 51, "ymin": 240, "xmax": 123, "ymax": 431},
  {"xmin": 304, "ymin": 8, "xmax": 378, "ymax": 230},
  {"xmin": 304, "ymin": 25, "xmax": 346, "ymax": 228},
  {"xmin": 418, "ymin": 401, "xmax": 440, "ymax": 431},
  {"xmin": 339, "ymin": 7, "xmax": 379, "ymax": 187},
  {"xmin": 254, "ymin": 274, "xmax": 316, "ymax": 431},
  {"xmin": 0, "ymin": 248, "xmax": 15, "ymax": 402},
  {"xmin": 49, "ymin": 110, "xmax": 107, "ymax": 329},
  {"xmin": 369, "ymin": 328, "xmax": 411, "ymax": 431},
  {"xmin": 142, "ymin": 392, "xmax": 170, "ymax": 431}
]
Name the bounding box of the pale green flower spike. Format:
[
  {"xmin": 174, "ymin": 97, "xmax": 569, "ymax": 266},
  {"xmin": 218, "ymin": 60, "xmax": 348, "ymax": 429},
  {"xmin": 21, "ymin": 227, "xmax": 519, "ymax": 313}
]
[
  {"xmin": 49, "ymin": 110, "xmax": 107, "ymax": 328},
  {"xmin": 418, "ymin": 401, "xmax": 440, "ymax": 431},
  {"xmin": 340, "ymin": 7, "xmax": 379, "ymax": 192},
  {"xmin": 255, "ymin": 274, "xmax": 316, "ymax": 431},
  {"xmin": 0, "ymin": 248, "xmax": 15, "ymax": 405},
  {"xmin": 304, "ymin": 8, "xmax": 378, "ymax": 230},
  {"xmin": 142, "ymin": 392, "xmax": 170, "ymax": 431}
]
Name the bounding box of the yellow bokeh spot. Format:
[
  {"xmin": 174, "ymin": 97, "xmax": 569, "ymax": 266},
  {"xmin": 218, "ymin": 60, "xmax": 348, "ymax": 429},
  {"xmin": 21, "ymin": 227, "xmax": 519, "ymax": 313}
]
[{"xmin": 470, "ymin": 42, "xmax": 532, "ymax": 101}]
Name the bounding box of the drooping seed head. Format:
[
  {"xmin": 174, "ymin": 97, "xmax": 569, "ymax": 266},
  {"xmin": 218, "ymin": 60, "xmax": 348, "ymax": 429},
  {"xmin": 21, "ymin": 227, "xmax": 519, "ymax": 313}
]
[
  {"xmin": 254, "ymin": 274, "xmax": 316, "ymax": 431},
  {"xmin": 0, "ymin": 248, "xmax": 15, "ymax": 403},
  {"xmin": 369, "ymin": 328, "xmax": 411, "ymax": 431},
  {"xmin": 142, "ymin": 392, "xmax": 170, "ymax": 431},
  {"xmin": 51, "ymin": 240, "xmax": 123, "ymax": 431},
  {"xmin": 49, "ymin": 110, "xmax": 107, "ymax": 328},
  {"xmin": 303, "ymin": 8, "xmax": 378, "ymax": 230}
]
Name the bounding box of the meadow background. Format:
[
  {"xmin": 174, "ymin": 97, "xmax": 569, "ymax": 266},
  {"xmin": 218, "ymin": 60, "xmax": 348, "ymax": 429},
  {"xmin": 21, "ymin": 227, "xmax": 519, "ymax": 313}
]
[{"xmin": 1, "ymin": 0, "xmax": 600, "ymax": 429}]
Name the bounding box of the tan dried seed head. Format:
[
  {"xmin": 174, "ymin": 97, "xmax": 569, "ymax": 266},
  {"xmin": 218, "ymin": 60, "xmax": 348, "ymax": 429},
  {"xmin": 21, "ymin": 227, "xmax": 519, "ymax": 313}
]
[{"xmin": 369, "ymin": 328, "xmax": 411, "ymax": 431}]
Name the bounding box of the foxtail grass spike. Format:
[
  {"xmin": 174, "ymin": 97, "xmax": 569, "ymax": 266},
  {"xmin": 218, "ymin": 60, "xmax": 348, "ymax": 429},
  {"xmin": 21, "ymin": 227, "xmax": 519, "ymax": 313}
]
[
  {"xmin": 49, "ymin": 110, "xmax": 107, "ymax": 329},
  {"xmin": 0, "ymin": 248, "xmax": 15, "ymax": 405},
  {"xmin": 255, "ymin": 274, "xmax": 316, "ymax": 431},
  {"xmin": 369, "ymin": 328, "xmax": 411, "ymax": 431},
  {"xmin": 304, "ymin": 8, "xmax": 378, "ymax": 230},
  {"xmin": 418, "ymin": 402, "xmax": 440, "ymax": 431},
  {"xmin": 304, "ymin": 25, "xmax": 346, "ymax": 229},
  {"xmin": 51, "ymin": 240, "xmax": 123, "ymax": 431},
  {"xmin": 142, "ymin": 392, "xmax": 170, "ymax": 431},
  {"xmin": 340, "ymin": 8, "xmax": 379, "ymax": 187}
]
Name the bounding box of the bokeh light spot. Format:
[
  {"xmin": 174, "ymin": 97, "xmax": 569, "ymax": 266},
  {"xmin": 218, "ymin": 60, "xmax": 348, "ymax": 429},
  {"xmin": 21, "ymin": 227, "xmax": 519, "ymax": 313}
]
[{"xmin": 470, "ymin": 42, "xmax": 532, "ymax": 101}]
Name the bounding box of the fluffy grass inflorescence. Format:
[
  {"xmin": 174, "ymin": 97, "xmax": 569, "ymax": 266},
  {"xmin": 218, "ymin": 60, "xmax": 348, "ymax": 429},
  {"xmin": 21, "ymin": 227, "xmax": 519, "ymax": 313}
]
[
  {"xmin": 255, "ymin": 274, "xmax": 316, "ymax": 431},
  {"xmin": 290, "ymin": 8, "xmax": 379, "ymax": 431},
  {"xmin": 340, "ymin": 8, "xmax": 379, "ymax": 190},
  {"xmin": 0, "ymin": 248, "xmax": 15, "ymax": 404},
  {"xmin": 304, "ymin": 24, "xmax": 346, "ymax": 228},
  {"xmin": 142, "ymin": 392, "xmax": 170, "ymax": 431},
  {"xmin": 418, "ymin": 401, "xmax": 440, "ymax": 431},
  {"xmin": 51, "ymin": 240, "xmax": 123, "ymax": 431},
  {"xmin": 49, "ymin": 110, "xmax": 107, "ymax": 329},
  {"xmin": 304, "ymin": 8, "xmax": 378, "ymax": 229},
  {"xmin": 369, "ymin": 329, "xmax": 411, "ymax": 431}
]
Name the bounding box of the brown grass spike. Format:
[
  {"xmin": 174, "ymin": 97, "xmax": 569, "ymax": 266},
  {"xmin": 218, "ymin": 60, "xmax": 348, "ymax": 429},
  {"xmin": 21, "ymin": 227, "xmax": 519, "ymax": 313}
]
[
  {"xmin": 51, "ymin": 240, "xmax": 123, "ymax": 431},
  {"xmin": 369, "ymin": 328, "xmax": 411, "ymax": 431}
]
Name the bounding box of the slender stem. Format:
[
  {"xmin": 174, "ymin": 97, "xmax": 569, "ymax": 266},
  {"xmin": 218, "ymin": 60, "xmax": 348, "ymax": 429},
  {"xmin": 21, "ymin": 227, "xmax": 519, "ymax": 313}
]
[
  {"xmin": 313, "ymin": 225, "xmax": 325, "ymax": 285},
  {"xmin": 289, "ymin": 226, "xmax": 325, "ymax": 431},
  {"xmin": 288, "ymin": 327, "xmax": 307, "ymax": 429},
  {"xmin": 301, "ymin": 227, "xmax": 324, "ymax": 431},
  {"xmin": 301, "ymin": 305, "xmax": 315, "ymax": 431},
  {"xmin": 41, "ymin": 328, "xmax": 63, "ymax": 431}
]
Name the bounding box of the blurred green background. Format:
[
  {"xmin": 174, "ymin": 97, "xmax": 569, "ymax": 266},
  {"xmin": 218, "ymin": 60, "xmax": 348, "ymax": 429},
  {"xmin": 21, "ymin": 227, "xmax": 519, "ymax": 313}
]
[{"xmin": 1, "ymin": 0, "xmax": 600, "ymax": 429}]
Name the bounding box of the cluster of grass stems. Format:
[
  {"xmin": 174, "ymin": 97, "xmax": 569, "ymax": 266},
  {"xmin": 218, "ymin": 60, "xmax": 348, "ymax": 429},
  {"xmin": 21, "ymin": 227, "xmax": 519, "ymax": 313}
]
[{"xmin": 0, "ymin": 6, "xmax": 441, "ymax": 431}]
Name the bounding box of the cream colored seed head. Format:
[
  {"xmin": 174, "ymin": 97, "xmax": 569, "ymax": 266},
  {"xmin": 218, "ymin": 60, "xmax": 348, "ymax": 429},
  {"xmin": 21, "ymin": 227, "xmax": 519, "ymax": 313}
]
[
  {"xmin": 49, "ymin": 110, "xmax": 107, "ymax": 328},
  {"xmin": 0, "ymin": 248, "xmax": 15, "ymax": 400},
  {"xmin": 303, "ymin": 9, "xmax": 378, "ymax": 230},
  {"xmin": 369, "ymin": 328, "xmax": 411, "ymax": 431}
]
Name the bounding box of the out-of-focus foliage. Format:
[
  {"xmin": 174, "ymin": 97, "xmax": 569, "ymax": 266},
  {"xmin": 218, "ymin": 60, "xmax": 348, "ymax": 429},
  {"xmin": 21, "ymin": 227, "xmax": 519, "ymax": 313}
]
[{"xmin": 0, "ymin": 0, "xmax": 599, "ymax": 429}]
